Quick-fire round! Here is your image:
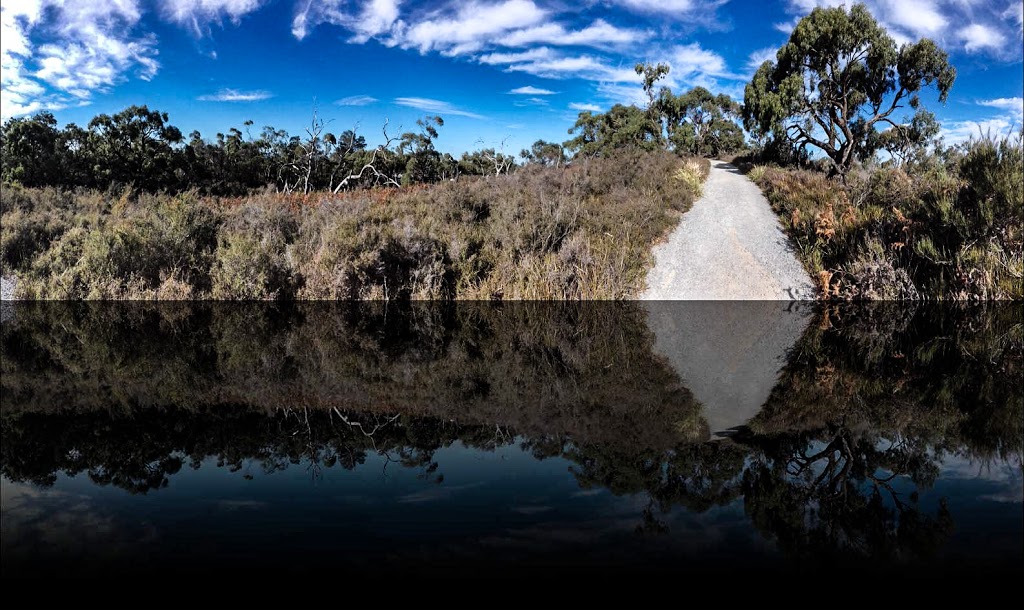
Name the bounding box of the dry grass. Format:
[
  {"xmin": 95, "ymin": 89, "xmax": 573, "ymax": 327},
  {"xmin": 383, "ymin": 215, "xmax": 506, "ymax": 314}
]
[
  {"xmin": 748, "ymin": 135, "xmax": 1022, "ymax": 300},
  {"xmin": 2, "ymin": 150, "xmax": 709, "ymax": 300}
]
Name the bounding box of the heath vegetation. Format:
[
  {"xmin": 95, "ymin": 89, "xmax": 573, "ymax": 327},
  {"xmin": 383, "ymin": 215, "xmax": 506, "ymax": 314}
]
[{"xmin": 2, "ymin": 2, "xmax": 1019, "ymax": 300}]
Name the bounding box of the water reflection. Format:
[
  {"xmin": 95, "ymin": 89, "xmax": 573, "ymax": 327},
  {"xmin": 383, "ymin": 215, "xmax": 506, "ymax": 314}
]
[{"xmin": 1, "ymin": 302, "xmax": 1021, "ymax": 579}]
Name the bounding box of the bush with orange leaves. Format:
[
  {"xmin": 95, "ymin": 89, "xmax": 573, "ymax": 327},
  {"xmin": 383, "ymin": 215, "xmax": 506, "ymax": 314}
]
[{"xmin": 746, "ymin": 132, "xmax": 1022, "ymax": 300}]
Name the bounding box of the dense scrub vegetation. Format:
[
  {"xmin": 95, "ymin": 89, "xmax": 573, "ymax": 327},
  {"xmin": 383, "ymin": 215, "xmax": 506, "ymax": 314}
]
[
  {"xmin": 0, "ymin": 54, "xmax": 725, "ymax": 301},
  {"xmin": 2, "ymin": 151, "xmax": 708, "ymax": 300},
  {"xmin": 737, "ymin": 2, "xmax": 1021, "ymax": 300},
  {"xmin": 744, "ymin": 133, "xmax": 1023, "ymax": 300},
  {"xmin": 0, "ymin": 70, "xmax": 739, "ymax": 198}
]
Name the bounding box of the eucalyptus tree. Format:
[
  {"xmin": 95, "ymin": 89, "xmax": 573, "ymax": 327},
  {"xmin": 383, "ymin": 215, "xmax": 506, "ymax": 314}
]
[
  {"xmin": 743, "ymin": 3, "xmax": 956, "ymax": 174},
  {"xmin": 658, "ymin": 87, "xmax": 745, "ymax": 157},
  {"xmin": 86, "ymin": 105, "xmax": 184, "ymax": 190}
]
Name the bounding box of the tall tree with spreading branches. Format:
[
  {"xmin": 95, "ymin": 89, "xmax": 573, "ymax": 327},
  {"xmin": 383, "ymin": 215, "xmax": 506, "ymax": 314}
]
[{"xmin": 743, "ymin": 3, "xmax": 956, "ymax": 175}]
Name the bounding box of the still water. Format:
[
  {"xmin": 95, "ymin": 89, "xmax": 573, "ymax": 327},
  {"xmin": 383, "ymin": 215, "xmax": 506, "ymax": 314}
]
[{"xmin": 1, "ymin": 302, "xmax": 1021, "ymax": 580}]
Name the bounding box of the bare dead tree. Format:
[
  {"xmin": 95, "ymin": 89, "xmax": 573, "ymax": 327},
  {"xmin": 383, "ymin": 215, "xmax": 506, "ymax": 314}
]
[
  {"xmin": 327, "ymin": 122, "xmax": 362, "ymax": 192},
  {"xmin": 476, "ymin": 136, "xmax": 516, "ymax": 176},
  {"xmin": 334, "ymin": 118, "xmax": 402, "ymax": 192},
  {"xmin": 286, "ymin": 104, "xmax": 332, "ymax": 194}
]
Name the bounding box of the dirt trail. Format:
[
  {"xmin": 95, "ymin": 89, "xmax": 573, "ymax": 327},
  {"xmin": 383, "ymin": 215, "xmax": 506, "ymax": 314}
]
[{"xmin": 641, "ymin": 160, "xmax": 815, "ymax": 300}]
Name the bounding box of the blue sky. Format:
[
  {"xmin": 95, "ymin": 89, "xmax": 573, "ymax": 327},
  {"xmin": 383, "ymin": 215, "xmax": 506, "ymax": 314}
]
[{"xmin": 2, "ymin": 0, "xmax": 1022, "ymax": 155}]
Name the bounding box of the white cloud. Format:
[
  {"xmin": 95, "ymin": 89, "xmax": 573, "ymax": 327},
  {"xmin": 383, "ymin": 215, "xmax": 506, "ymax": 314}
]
[
  {"xmin": 671, "ymin": 42, "xmax": 733, "ymax": 79},
  {"xmin": 663, "ymin": 42, "xmax": 740, "ymax": 92},
  {"xmin": 505, "ymin": 54, "xmax": 640, "ymax": 82},
  {"xmin": 1, "ymin": 0, "xmax": 158, "ymax": 120},
  {"xmin": 879, "ymin": 0, "xmax": 946, "ymax": 38},
  {"xmin": 746, "ymin": 46, "xmax": 777, "ymax": 73},
  {"xmin": 783, "ymin": 1, "xmax": 1023, "ymax": 60},
  {"xmin": 198, "ymin": 88, "xmax": 272, "ymax": 101},
  {"xmin": 336, "ymin": 94, "xmax": 378, "ymax": 106},
  {"xmin": 293, "ymin": 1, "xmax": 652, "ymax": 62},
  {"xmin": 942, "ymin": 117, "xmax": 1018, "ymax": 144},
  {"xmin": 399, "ymin": 0, "xmax": 546, "ymax": 54},
  {"xmin": 478, "ymin": 47, "xmax": 554, "ymax": 65},
  {"xmin": 159, "ymin": 0, "xmax": 264, "ymax": 36},
  {"xmin": 595, "ymin": 82, "xmax": 649, "ymax": 107},
  {"xmin": 513, "ymin": 96, "xmax": 550, "ymax": 107},
  {"xmin": 497, "ymin": 19, "xmax": 647, "ymax": 48},
  {"xmin": 293, "ymin": 0, "xmax": 402, "ymax": 42},
  {"xmin": 394, "ymin": 97, "xmax": 485, "ymax": 119},
  {"xmin": 508, "ymin": 86, "xmax": 556, "ymax": 95},
  {"xmin": 569, "ymin": 102, "xmax": 601, "ymax": 112},
  {"xmin": 610, "ymin": 0, "xmax": 726, "ymax": 16},
  {"xmin": 1005, "ymin": 2, "xmax": 1024, "ymax": 31},
  {"xmin": 978, "ymin": 97, "xmax": 1024, "ymax": 122},
  {"xmin": 958, "ymin": 23, "xmax": 1007, "ymax": 52}
]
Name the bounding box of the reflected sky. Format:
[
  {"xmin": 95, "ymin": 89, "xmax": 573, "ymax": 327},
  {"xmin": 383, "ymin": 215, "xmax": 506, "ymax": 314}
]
[{"xmin": 1, "ymin": 302, "xmax": 1021, "ymax": 580}]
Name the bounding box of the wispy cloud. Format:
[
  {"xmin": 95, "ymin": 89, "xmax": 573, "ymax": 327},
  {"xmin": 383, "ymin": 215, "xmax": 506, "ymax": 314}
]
[
  {"xmin": 496, "ymin": 19, "xmax": 648, "ymax": 48},
  {"xmin": 159, "ymin": 0, "xmax": 265, "ymax": 37},
  {"xmin": 610, "ymin": 0, "xmax": 730, "ymax": 21},
  {"xmin": 569, "ymin": 102, "xmax": 601, "ymax": 112},
  {"xmin": 746, "ymin": 46, "xmax": 777, "ymax": 73},
  {"xmin": 394, "ymin": 97, "xmax": 485, "ymax": 119},
  {"xmin": 198, "ymin": 88, "xmax": 272, "ymax": 101},
  {"xmin": 336, "ymin": 94, "xmax": 378, "ymax": 106},
  {"xmin": 508, "ymin": 86, "xmax": 556, "ymax": 95},
  {"xmin": 978, "ymin": 97, "xmax": 1024, "ymax": 122},
  {"xmin": 293, "ymin": 0, "xmax": 402, "ymax": 42},
  {"xmin": 513, "ymin": 96, "xmax": 550, "ymax": 107},
  {"xmin": 399, "ymin": 0, "xmax": 548, "ymax": 55},
  {"xmin": 942, "ymin": 118, "xmax": 1019, "ymax": 145}
]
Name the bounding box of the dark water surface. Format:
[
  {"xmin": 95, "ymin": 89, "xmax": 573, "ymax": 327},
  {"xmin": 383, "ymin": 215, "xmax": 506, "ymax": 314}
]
[{"xmin": 1, "ymin": 302, "xmax": 1021, "ymax": 581}]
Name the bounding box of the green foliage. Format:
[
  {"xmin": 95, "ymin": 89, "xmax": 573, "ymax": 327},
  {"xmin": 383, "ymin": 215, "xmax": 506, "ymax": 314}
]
[
  {"xmin": 17, "ymin": 191, "xmax": 221, "ymax": 299},
  {"xmin": 873, "ymin": 109, "xmax": 942, "ymax": 166},
  {"xmin": 743, "ymin": 3, "xmax": 956, "ymax": 173},
  {"xmin": 0, "ymin": 112, "xmax": 63, "ymax": 186},
  {"xmin": 212, "ymin": 203, "xmax": 296, "ymax": 300},
  {"xmin": 520, "ymin": 139, "xmax": 566, "ymax": 167},
  {"xmin": 565, "ymin": 105, "xmax": 663, "ymax": 157},
  {"xmin": 750, "ymin": 133, "xmax": 1023, "ymax": 300},
  {"xmin": 565, "ymin": 64, "xmax": 746, "ymax": 160},
  {"xmin": 658, "ymin": 86, "xmax": 745, "ymax": 157}
]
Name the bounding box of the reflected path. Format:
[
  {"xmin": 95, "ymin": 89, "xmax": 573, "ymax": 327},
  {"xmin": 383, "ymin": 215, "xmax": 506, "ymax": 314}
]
[
  {"xmin": 645, "ymin": 301, "xmax": 813, "ymax": 436},
  {"xmin": 1, "ymin": 302, "xmax": 1021, "ymax": 580}
]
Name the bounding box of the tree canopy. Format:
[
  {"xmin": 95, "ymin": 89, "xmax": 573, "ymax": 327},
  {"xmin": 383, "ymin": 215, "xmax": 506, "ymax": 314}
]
[
  {"xmin": 743, "ymin": 2, "xmax": 956, "ymax": 173},
  {"xmin": 657, "ymin": 86, "xmax": 745, "ymax": 157},
  {"xmin": 0, "ymin": 107, "xmax": 520, "ymax": 195},
  {"xmin": 563, "ymin": 64, "xmax": 746, "ymax": 159}
]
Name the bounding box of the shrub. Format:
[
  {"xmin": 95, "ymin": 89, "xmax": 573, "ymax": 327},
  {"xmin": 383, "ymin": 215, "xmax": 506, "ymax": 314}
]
[
  {"xmin": 2, "ymin": 150, "xmax": 709, "ymax": 300},
  {"xmin": 751, "ymin": 132, "xmax": 1023, "ymax": 300},
  {"xmin": 673, "ymin": 158, "xmax": 708, "ymax": 198},
  {"xmin": 212, "ymin": 201, "xmax": 295, "ymax": 300}
]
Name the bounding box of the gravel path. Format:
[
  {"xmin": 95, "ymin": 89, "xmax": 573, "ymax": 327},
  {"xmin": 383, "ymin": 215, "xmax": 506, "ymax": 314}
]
[
  {"xmin": 1, "ymin": 275, "xmax": 15, "ymax": 301},
  {"xmin": 642, "ymin": 160, "xmax": 816, "ymax": 300}
]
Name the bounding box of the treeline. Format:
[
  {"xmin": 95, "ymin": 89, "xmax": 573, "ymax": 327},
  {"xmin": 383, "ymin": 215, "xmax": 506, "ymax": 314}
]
[
  {"xmin": 0, "ymin": 108, "xmax": 520, "ymax": 195},
  {"xmin": 0, "ymin": 72, "xmax": 745, "ymax": 196}
]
